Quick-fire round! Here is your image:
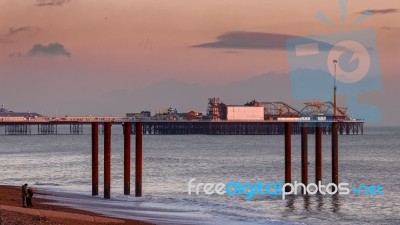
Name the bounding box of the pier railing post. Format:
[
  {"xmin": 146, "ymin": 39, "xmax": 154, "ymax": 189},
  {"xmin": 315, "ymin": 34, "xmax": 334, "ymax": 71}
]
[
  {"xmin": 135, "ymin": 122, "xmax": 143, "ymax": 197},
  {"xmin": 104, "ymin": 122, "xmax": 112, "ymax": 199},
  {"xmin": 92, "ymin": 122, "xmax": 99, "ymax": 196},
  {"xmin": 332, "ymin": 122, "xmax": 339, "ymax": 185},
  {"xmin": 124, "ymin": 122, "xmax": 132, "ymax": 195},
  {"xmin": 301, "ymin": 124, "xmax": 308, "ymax": 190},
  {"xmin": 316, "ymin": 126, "xmax": 322, "ymax": 184},
  {"xmin": 285, "ymin": 122, "xmax": 291, "ymax": 192}
]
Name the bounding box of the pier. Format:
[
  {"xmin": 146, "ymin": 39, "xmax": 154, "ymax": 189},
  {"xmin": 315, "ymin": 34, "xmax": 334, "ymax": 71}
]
[{"xmin": 0, "ymin": 117, "xmax": 362, "ymax": 199}]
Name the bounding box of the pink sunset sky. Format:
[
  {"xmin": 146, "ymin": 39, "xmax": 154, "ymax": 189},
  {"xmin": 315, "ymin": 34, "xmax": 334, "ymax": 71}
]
[{"xmin": 0, "ymin": 0, "xmax": 399, "ymax": 125}]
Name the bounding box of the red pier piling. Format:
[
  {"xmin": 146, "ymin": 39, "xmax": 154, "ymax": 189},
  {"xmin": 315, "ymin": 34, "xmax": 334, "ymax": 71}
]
[
  {"xmin": 301, "ymin": 125, "xmax": 308, "ymax": 187},
  {"xmin": 124, "ymin": 122, "xmax": 132, "ymax": 195},
  {"xmin": 285, "ymin": 123, "xmax": 291, "ymax": 191},
  {"xmin": 91, "ymin": 122, "xmax": 98, "ymax": 196},
  {"xmin": 135, "ymin": 122, "xmax": 143, "ymax": 197},
  {"xmin": 104, "ymin": 122, "xmax": 112, "ymax": 199},
  {"xmin": 332, "ymin": 122, "xmax": 339, "ymax": 185},
  {"xmin": 315, "ymin": 126, "xmax": 322, "ymax": 183}
]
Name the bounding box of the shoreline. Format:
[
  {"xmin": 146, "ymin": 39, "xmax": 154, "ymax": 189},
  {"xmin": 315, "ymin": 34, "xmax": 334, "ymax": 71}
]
[
  {"xmin": 0, "ymin": 185, "xmax": 153, "ymax": 225},
  {"xmin": 1, "ymin": 185, "xmax": 284, "ymax": 225}
]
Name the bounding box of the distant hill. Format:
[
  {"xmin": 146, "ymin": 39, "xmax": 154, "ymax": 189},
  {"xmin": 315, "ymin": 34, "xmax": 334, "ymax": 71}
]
[{"xmin": 87, "ymin": 72, "xmax": 293, "ymax": 115}]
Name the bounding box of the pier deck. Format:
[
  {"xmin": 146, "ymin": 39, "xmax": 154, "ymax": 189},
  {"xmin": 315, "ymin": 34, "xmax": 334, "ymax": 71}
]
[{"xmin": 0, "ymin": 117, "xmax": 363, "ymax": 135}]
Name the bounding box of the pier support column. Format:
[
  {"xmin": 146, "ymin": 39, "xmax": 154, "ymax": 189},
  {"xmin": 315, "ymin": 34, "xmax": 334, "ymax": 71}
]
[
  {"xmin": 285, "ymin": 123, "xmax": 291, "ymax": 191},
  {"xmin": 361, "ymin": 123, "xmax": 363, "ymax": 135},
  {"xmin": 332, "ymin": 122, "xmax": 339, "ymax": 185},
  {"xmin": 92, "ymin": 123, "xmax": 99, "ymax": 196},
  {"xmin": 104, "ymin": 122, "xmax": 112, "ymax": 199},
  {"xmin": 315, "ymin": 126, "xmax": 322, "ymax": 183},
  {"xmin": 135, "ymin": 122, "xmax": 143, "ymax": 197},
  {"xmin": 301, "ymin": 125, "xmax": 308, "ymax": 188},
  {"xmin": 124, "ymin": 122, "xmax": 132, "ymax": 195}
]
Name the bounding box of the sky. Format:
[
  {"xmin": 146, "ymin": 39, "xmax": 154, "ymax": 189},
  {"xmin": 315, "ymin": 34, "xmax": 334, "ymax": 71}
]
[{"xmin": 0, "ymin": 0, "xmax": 399, "ymax": 125}]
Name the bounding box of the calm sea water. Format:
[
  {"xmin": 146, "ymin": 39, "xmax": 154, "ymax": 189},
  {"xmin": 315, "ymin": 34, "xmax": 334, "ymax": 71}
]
[{"xmin": 0, "ymin": 126, "xmax": 399, "ymax": 224}]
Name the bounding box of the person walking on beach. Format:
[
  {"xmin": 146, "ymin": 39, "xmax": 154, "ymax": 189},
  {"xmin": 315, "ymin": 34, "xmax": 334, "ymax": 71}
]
[
  {"xmin": 21, "ymin": 183, "xmax": 28, "ymax": 207},
  {"xmin": 27, "ymin": 187, "xmax": 34, "ymax": 207}
]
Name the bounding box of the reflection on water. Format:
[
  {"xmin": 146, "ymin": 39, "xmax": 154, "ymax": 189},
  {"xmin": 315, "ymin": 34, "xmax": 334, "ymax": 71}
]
[
  {"xmin": 331, "ymin": 194, "xmax": 341, "ymax": 213},
  {"xmin": 317, "ymin": 193, "xmax": 324, "ymax": 211},
  {"xmin": 285, "ymin": 195, "xmax": 296, "ymax": 211},
  {"xmin": 285, "ymin": 194, "xmax": 341, "ymax": 213},
  {"xmin": 303, "ymin": 195, "xmax": 310, "ymax": 212}
]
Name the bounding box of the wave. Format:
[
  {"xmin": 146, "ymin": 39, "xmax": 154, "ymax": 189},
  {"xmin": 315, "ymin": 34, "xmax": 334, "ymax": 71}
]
[
  {"xmin": 34, "ymin": 182, "xmax": 61, "ymax": 186},
  {"xmin": 39, "ymin": 192, "xmax": 292, "ymax": 225}
]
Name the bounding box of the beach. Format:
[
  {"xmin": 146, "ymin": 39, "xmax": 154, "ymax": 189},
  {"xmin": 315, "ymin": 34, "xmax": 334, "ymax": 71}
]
[{"xmin": 0, "ymin": 185, "xmax": 152, "ymax": 225}]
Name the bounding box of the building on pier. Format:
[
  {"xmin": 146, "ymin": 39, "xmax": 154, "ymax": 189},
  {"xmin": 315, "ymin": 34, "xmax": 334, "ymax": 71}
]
[{"xmin": 0, "ymin": 104, "xmax": 42, "ymax": 120}]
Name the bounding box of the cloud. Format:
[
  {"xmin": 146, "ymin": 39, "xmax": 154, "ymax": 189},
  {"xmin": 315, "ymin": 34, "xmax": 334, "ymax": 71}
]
[
  {"xmin": 192, "ymin": 31, "xmax": 346, "ymax": 52},
  {"xmin": 360, "ymin": 9, "xmax": 400, "ymax": 15},
  {"xmin": 1, "ymin": 26, "xmax": 39, "ymax": 44},
  {"xmin": 0, "ymin": 38, "xmax": 9, "ymax": 44},
  {"xmin": 35, "ymin": 0, "xmax": 71, "ymax": 6},
  {"xmin": 27, "ymin": 42, "xmax": 71, "ymax": 57},
  {"xmin": 9, "ymin": 52, "xmax": 23, "ymax": 58},
  {"xmin": 192, "ymin": 31, "xmax": 298, "ymax": 50},
  {"xmin": 223, "ymin": 50, "xmax": 242, "ymax": 54},
  {"xmin": 5, "ymin": 26, "xmax": 33, "ymax": 36},
  {"xmin": 381, "ymin": 26, "xmax": 393, "ymax": 30}
]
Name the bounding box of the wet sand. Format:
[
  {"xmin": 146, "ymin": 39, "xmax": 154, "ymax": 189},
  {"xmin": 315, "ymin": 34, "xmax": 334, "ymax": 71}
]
[{"xmin": 0, "ymin": 185, "xmax": 153, "ymax": 225}]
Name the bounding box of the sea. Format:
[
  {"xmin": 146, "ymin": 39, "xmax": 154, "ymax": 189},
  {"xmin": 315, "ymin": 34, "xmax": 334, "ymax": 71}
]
[{"xmin": 0, "ymin": 126, "xmax": 399, "ymax": 225}]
